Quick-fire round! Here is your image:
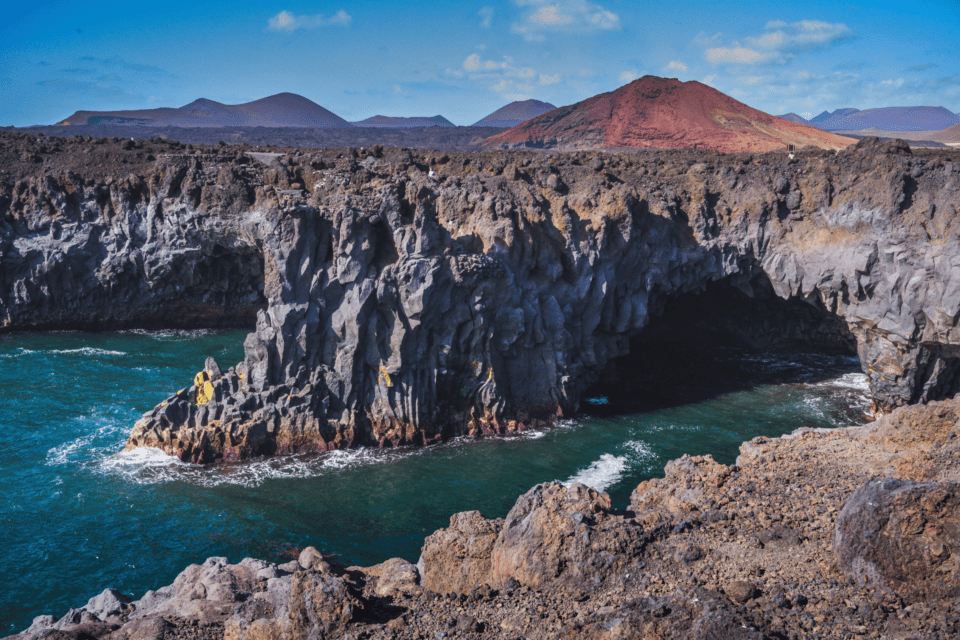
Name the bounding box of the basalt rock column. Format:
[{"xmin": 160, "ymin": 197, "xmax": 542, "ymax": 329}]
[{"xmin": 1, "ymin": 134, "xmax": 958, "ymax": 462}]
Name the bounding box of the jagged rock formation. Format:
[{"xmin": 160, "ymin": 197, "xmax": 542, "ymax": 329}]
[
  {"xmin": 2, "ymin": 133, "xmax": 960, "ymax": 462},
  {"xmin": 10, "ymin": 397, "xmax": 960, "ymax": 639}
]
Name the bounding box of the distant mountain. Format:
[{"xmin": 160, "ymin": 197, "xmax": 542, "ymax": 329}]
[
  {"xmin": 353, "ymin": 115, "xmax": 454, "ymax": 128},
  {"xmin": 932, "ymin": 123, "xmax": 960, "ymax": 143},
  {"xmin": 810, "ymin": 107, "xmax": 960, "ymax": 132},
  {"xmin": 485, "ymin": 76, "xmax": 853, "ymax": 153},
  {"xmin": 810, "ymin": 108, "xmax": 860, "ymax": 125},
  {"xmin": 833, "ymin": 123, "xmax": 960, "ymax": 144},
  {"xmin": 777, "ymin": 113, "xmax": 809, "ymax": 123},
  {"xmin": 57, "ymin": 93, "xmax": 352, "ymax": 128},
  {"xmin": 473, "ymin": 100, "xmax": 558, "ymax": 128}
]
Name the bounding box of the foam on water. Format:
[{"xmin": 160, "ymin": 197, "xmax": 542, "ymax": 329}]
[
  {"xmin": 562, "ymin": 453, "xmax": 629, "ymax": 492},
  {"xmin": 810, "ymin": 372, "xmax": 870, "ymax": 392},
  {"xmin": 46, "ymin": 348, "xmax": 127, "ymax": 356}
]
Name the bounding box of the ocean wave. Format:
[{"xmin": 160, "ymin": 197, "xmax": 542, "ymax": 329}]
[
  {"xmin": 0, "ymin": 348, "xmax": 37, "ymax": 358},
  {"xmin": 46, "ymin": 348, "xmax": 127, "ymax": 356},
  {"xmin": 121, "ymin": 328, "xmax": 224, "ymax": 341},
  {"xmin": 623, "ymin": 439, "xmax": 655, "ymax": 460},
  {"xmin": 562, "ymin": 453, "xmax": 628, "ymax": 492},
  {"xmin": 808, "ymin": 372, "xmax": 870, "ymax": 392},
  {"xmin": 96, "ymin": 444, "xmax": 411, "ymax": 488}
]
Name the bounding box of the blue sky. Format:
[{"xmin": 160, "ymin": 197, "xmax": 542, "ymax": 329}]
[{"xmin": 1, "ymin": 0, "xmax": 959, "ymax": 126}]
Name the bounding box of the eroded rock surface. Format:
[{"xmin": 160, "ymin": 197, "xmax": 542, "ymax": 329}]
[
  {"xmin": 835, "ymin": 478, "xmax": 960, "ymax": 600},
  {"xmin": 3, "ymin": 133, "xmax": 960, "ymax": 461}
]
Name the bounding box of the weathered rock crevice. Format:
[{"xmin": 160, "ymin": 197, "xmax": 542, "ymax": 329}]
[{"xmin": 2, "ymin": 134, "xmax": 960, "ymax": 461}]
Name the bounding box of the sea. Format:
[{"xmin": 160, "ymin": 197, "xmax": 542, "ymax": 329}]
[{"xmin": 0, "ymin": 329, "xmax": 869, "ymax": 633}]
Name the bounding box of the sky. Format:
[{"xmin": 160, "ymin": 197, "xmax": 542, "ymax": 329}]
[{"xmin": 1, "ymin": 0, "xmax": 959, "ymax": 126}]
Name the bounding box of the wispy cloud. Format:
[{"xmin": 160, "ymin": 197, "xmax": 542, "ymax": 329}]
[
  {"xmin": 906, "ymin": 63, "xmax": 937, "ymax": 72},
  {"xmin": 479, "ymin": 6, "xmax": 495, "ymax": 28},
  {"xmin": 267, "ymin": 10, "xmax": 352, "ymax": 32},
  {"xmin": 619, "ymin": 70, "xmax": 639, "ymax": 83},
  {"xmin": 453, "ymin": 52, "xmax": 547, "ymax": 101},
  {"xmin": 511, "ymin": 0, "xmax": 620, "ymax": 42},
  {"xmin": 705, "ymin": 19, "xmax": 854, "ymax": 65},
  {"xmin": 663, "ymin": 60, "xmax": 688, "ymax": 73}
]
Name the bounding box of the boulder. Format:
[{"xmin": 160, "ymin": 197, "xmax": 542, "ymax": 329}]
[
  {"xmin": 362, "ymin": 558, "xmax": 420, "ymax": 598},
  {"xmin": 419, "ymin": 511, "xmax": 502, "ymax": 594},
  {"xmin": 834, "ymin": 478, "xmax": 960, "ymax": 601},
  {"xmin": 490, "ymin": 482, "xmax": 645, "ymax": 590}
]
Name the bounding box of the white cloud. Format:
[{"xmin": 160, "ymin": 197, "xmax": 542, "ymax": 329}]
[
  {"xmin": 267, "ymin": 9, "xmax": 352, "ymax": 31},
  {"xmin": 479, "ymin": 6, "xmax": 495, "ymax": 28},
  {"xmin": 703, "ymin": 19, "xmax": 853, "ymax": 65},
  {"xmin": 532, "ymin": 6, "xmax": 573, "ymax": 26},
  {"xmin": 511, "ymin": 0, "xmax": 621, "ymax": 41},
  {"xmin": 458, "ymin": 51, "xmax": 548, "ymax": 101},
  {"xmin": 737, "ymin": 75, "xmax": 768, "ymax": 85},
  {"xmin": 664, "ymin": 60, "xmax": 688, "ymax": 73},
  {"xmin": 619, "ymin": 70, "xmax": 640, "ymax": 83},
  {"xmin": 706, "ymin": 47, "xmax": 774, "ymax": 65}
]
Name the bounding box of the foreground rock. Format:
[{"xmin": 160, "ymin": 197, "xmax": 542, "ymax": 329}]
[
  {"xmin": 10, "ymin": 398, "xmax": 960, "ymax": 639},
  {"xmin": 3, "ymin": 133, "xmax": 960, "ymax": 462},
  {"xmin": 835, "ymin": 478, "xmax": 960, "ymax": 601}
]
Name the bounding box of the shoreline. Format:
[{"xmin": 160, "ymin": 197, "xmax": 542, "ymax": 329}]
[{"xmin": 7, "ymin": 395, "xmax": 959, "ymax": 639}]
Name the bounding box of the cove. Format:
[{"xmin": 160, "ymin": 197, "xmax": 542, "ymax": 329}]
[{"xmin": 0, "ymin": 329, "xmax": 866, "ymax": 633}]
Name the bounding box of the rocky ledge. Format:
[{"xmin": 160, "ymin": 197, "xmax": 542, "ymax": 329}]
[
  {"xmin": 3, "ymin": 133, "xmax": 960, "ymax": 461},
  {"xmin": 9, "ymin": 397, "xmax": 960, "ymax": 640}
]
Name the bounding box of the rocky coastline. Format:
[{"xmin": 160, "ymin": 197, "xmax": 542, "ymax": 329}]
[
  {"xmin": 7, "ymin": 397, "xmax": 960, "ymax": 640},
  {"xmin": 4, "ymin": 132, "xmax": 960, "ymax": 637},
  {"xmin": 3, "ymin": 133, "xmax": 960, "ymax": 463}
]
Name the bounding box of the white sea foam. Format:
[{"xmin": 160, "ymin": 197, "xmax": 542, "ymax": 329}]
[
  {"xmin": 95, "ymin": 443, "xmax": 411, "ymax": 488},
  {"xmin": 562, "ymin": 453, "xmax": 628, "ymax": 492},
  {"xmin": 46, "ymin": 433, "xmax": 98, "ymax": 466},
  {"xmin": 624, "ymin": 439, "xmax": 655, "ymax": 460},
  {"xmin": 821, "ymin": 372, "xmax": 870, "ymax": 392},
  {"xmin": 0, "ymin": 348, "xmax": 37, "ymax": 358},
  {"xmin": 122, "ymin": 328, "xmax": 221, "ymax": 341},
  {"xmin": 46, "ymin": 348, "xmax": 127, "ymax": 356},
  {"xmin": 103, "ymin": 447, "xmax": 188, "ymax": 469}
]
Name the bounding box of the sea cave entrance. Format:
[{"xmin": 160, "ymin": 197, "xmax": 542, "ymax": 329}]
[{"xmin": 580, "ymin": 272, "xmax": 861, "ymax": 418}]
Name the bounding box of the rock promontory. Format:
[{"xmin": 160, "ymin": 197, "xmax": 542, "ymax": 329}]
[{"xmin": 2, "ymin": 133, "xmax": 960, "ymax": 462}]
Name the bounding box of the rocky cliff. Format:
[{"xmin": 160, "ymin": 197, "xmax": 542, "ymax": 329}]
[{"xmin": 2, "ymin": 133, "xmax": 960, "ymax": 462}]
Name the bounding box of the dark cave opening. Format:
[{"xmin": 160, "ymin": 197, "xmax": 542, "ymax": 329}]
[{"xmin": 580, "ymin": 273, "xmax": 861, "ymax": 417}]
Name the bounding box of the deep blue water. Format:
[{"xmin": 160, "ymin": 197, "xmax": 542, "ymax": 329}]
[{"xmin": 0, "ymin": 330, "xmax": 868, "ymax": 633}]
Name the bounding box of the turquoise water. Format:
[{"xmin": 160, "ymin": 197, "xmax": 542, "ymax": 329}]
[{"xmin": 0, "ymin": 330, "xmax": 868, "ymax": 633}]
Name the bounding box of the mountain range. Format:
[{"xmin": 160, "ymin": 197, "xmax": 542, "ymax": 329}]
[
  {"xmin": 777, "ymin": 107, "xmax": 960, "ymax": 132},
  {"xmin": 59, "ymin": 93, "xmax": 353, "ymax": 128},
  {"xmin": 485, "ymin": 76, "xmax": 852, "ymax": 153}
]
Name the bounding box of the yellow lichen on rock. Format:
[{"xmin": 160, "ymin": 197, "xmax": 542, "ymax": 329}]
[
  {"xmin": 196, "ymin": 380, "xmax": 215, "ymax": 406},
  {"xmin": 194, "ymin": 371, "xmax": 209, "ymax": 387}
]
